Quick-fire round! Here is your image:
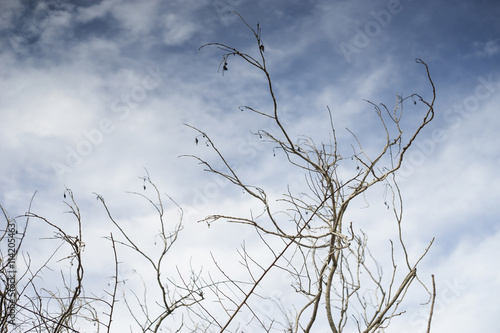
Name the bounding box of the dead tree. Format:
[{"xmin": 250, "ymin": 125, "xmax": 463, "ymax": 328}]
[
  {"xmin": 188, "ymin": 12, "xmax": 437, "ymax": 332},
  {"xmin": 0, "ymin": 174, "xmax": 208, "ymax": 332},
  {"xmin": 93, "ymin": 172, "xmax": 207, "ymax": 332},
  {"xmin": 0, "ymin": 191, "xmax": 94, "ymax": 333}
]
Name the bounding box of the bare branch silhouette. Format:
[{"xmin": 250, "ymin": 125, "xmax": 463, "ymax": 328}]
[{"xmin": 192, "ymin": 13, "xmax": 437, "ymax": 332}]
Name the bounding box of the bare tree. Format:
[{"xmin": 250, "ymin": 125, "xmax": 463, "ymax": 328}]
[
  {"xmin": 1, "ymin": 13, "xmax": 438, "ymax": 333},
  {"xmin": 93, "ymin": 171, "xmax": 207, "ymax": 332},
  {"xmin": 188, "ymin": 12, "xmax": 437, "ymax": 332},
  {"xmin": 0, "ymin": 191, "xmax": 94, "ymax": 333},
  {"xmin": 0, "ymin": 174, "xmax": 208, "ymax": 332}
]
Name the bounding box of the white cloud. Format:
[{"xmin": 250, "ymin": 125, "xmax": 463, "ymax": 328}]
[
  {"xmin": 471, "ymin": 39, "xmax": 500, "ymax": 58},
  {"xmin": 161, "ymin": 13, "xmax": 199, "ymax": 46},
  {"xmin": 74, "ymin": 0, "xmax": 117, "ymax": 24},
  {"xmin": 1, "ymin": 1, "xmax": 500, "ymax": 331}
]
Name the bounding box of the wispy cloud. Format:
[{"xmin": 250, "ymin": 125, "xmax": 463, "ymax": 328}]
[
  {"xmin": 469, "ymin": 39, "xmax": 500, "ymax": 58},
  {"xmin": 1, "ymin": 0, "xmax": 500, "ymax": 331}
]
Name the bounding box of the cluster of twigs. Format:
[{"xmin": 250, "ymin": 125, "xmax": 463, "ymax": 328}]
[
  {"xmin": 188, "ymin": 12, "xmax": 437, "ymax": 332},
  {"xmin": 0, "ymin": 173, "xmax": 206, "ymax": 332},
  {"xmin": 0, "ymin": 191, "xmax": 90, "ymax": 333},
  {"xmin": 0, "ymin": 12, "xmax": 438, "ymax": 333}
]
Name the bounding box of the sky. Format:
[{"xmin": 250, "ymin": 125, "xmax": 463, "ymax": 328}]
[{"xmin": 1, "ymin": 0, "xmax": 500, "ymax": 332}]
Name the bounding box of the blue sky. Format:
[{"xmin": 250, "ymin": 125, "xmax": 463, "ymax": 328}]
[{"xmin": 1, "ymin": 0, "xmax": 500, "ymax": 331}]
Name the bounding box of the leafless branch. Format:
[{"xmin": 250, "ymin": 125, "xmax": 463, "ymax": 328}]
[{"xmin": 193, "ymin": 13, "xmax": 437, "ymax": 332}]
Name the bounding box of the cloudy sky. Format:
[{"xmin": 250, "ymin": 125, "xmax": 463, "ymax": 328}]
[{"xmin": 1, "ymin": 0, "xmax": 500, "ymax": 331}]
